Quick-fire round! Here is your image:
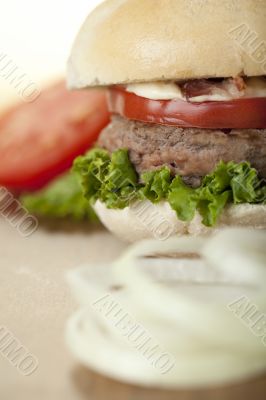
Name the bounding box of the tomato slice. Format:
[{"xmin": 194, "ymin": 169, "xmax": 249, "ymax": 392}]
[
  {"xmin": 0, "ymin": 81, "xmax": 110, "ymax": 192},
  {"xmin": 108, "ymin": 87, "xmax": 266, "ymax": 129}
]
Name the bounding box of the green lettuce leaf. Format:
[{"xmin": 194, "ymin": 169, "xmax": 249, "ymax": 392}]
[
  {"xmin": 168, "ymin": 176, "xmax": 197, "ymax": 222},
  {"xmin": 103, "ymin": 149, "xmax": 139, "ymax": 208},
  {"xmin": 74, "ymin": 148, "xmax": 266, "ymax": 227},
  {"xmin": 196, "ymin": 189, "xmax": 231, "ymax": 227},
  {"xmin": 228, "ymin": 162, "xmax": 264, "ymax": 203},
  {"xmin": 140, "ymin": 167, "xmax": 171, "ymax": 203},
  {"xmin": 21, "ymin": 172, "xmax": 97, "ymax": 221},
  {"xmin": 193, "ymin": 162, "xmax": 233, "ymax": 227},
  {"xmin": 74, "ymin": 148, "xmax": 139, "ymax": 209},
  {"xmin": 73, "ymin": 149, "xmax": 110, "ymax": 203}
]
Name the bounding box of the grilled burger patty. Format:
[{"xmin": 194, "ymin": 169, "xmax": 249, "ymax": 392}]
[{"xmin": 98, "ymin": 116, "xmax": 266, "ymax": 187}]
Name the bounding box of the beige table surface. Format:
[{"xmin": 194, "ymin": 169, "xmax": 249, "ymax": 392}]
[{"xmin": 0, "ymin": 218, "xmax": 265, "ymax": 400}]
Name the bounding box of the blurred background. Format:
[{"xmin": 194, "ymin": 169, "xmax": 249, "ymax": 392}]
[
  {"xmin": 1, "ymin": 2, "xmax": 265, "ymax": 400},
  {"xmin": 0, "ymin": 0, "xmax": 103, "ymax": 110}
]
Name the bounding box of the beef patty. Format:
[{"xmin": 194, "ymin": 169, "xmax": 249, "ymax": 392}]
[{"xmin": 98, "ymin": 116, "xmax": 266, "ymax": 187}]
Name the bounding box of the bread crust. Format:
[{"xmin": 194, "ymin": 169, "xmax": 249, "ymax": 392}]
[
  {"xmin": 94, "ymin": 200, "xmax": 266, "ymax": 242},
  {"xmin": 68, "ymin": 0, "xmax": 266, "ymax": 88}
]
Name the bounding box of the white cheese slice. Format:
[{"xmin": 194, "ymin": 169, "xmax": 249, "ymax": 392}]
[
  {"xmin": 126, "ymin": 82, "xmax": 184, "ymax": 100},
  {"xmin": 126, "ymin": 78, "xmax": 266, "ymax": 102}
]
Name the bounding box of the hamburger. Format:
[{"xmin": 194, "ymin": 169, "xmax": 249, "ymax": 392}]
[{"xmin": 68, "ymin": 0, "xmax": 266, "ymax": 242}]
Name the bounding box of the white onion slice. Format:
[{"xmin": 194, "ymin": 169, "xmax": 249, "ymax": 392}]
[{"xmin": 66, "ymin": 228, "xmax": 266, "ymax": 388}]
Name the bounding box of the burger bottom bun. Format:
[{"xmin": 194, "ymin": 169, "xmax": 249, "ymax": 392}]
[{"xmin": 94, "ymin": 200, "xmax": 266, "ymax": 243}]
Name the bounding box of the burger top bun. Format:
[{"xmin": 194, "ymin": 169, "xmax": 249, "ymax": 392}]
[
  {"xmin": 68, "ymin": 0, "xmax": 266, "ymax": 89},
  {"xmin": 94, "ymin": 200, "xmax": 266, "ymax": 243}
]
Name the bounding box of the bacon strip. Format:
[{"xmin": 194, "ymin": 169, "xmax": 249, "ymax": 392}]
[{"xmin": 182, "ymin": 77, "xmax": 246, "ymax": 101}]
